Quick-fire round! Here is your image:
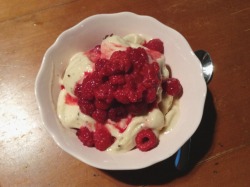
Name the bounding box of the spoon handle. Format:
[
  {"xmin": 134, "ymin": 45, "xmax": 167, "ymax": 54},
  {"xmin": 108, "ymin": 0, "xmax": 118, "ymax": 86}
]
[{"xmin": 174, "ymin": 139, "xmax": 191, "ymax": 171}]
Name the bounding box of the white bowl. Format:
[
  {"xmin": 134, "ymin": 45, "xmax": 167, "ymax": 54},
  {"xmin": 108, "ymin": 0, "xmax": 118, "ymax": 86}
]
[{"xmin": 35, "ymin": 12, "xmax": 207, "ymax": 170}]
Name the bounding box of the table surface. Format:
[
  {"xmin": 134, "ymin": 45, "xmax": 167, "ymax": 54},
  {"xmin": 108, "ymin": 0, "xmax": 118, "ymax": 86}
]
[{"xmin": 1, "ymin": 0, "xmax": 250, "ymax": 186}]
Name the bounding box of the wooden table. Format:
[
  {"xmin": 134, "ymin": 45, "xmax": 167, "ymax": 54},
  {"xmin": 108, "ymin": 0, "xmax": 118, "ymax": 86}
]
[{"xmin": 1, "ymin": 0, "xmax": 249, "ymax": 186}]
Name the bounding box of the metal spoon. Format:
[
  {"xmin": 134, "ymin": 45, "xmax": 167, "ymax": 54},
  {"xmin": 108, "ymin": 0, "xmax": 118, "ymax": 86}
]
[
  {"xmin": 195, "ymin": 50, "xmax": 214, "ymax": 84},
  {"xmin": 174, "ymin": 50, "xmax": 214, "ymax": 171}
]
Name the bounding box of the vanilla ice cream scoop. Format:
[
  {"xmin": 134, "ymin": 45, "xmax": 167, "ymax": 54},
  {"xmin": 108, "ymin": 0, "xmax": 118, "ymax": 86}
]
[{"xmin": 57, "ymin": 34, "xmax": 180, "ymax": 153}]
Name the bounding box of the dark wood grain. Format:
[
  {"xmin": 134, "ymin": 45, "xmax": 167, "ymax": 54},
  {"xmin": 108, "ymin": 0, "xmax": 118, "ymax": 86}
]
[{"xmin": 0, "ymin": 0, "xmax": 249, "ymax": 186}]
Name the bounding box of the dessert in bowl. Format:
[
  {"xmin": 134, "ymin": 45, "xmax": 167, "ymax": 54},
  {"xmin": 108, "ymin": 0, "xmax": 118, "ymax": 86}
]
[{"xmin": 35, "ymin": 12, "xmax": 207, "ymax": 170}]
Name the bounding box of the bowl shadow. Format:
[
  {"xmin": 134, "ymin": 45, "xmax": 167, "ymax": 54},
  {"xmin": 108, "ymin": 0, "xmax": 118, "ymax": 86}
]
[{"xmin": 103, "ymin": 90, "xmax": 217, "ymax": 185}]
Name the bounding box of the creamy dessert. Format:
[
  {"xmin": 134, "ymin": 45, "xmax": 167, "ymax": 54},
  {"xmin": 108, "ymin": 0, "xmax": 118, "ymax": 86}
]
[{"xmin": 57, "ymin": 34, "xmax": 182, "ymax": 152}]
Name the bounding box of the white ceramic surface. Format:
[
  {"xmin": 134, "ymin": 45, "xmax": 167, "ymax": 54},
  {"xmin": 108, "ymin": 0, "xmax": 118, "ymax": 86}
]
[{"xmin": 35, "ymin": 12, "xmax": 207, "ymax": 170}]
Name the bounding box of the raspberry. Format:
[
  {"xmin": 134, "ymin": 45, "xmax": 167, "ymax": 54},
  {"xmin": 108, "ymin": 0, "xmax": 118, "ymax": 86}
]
[
  {"xmin": 135, "ymin": 129, "xmax": 159, "ymax": 151},
  {"xmin": 75, "ymin": 73, "xmax": 103, "ymax": 100},
  {"xmin": 127, "ymin": 47, "xmax": 149, "ymax": 70},
  {"xmin": 124, "ymin": 74, "xmax": 138, "ymax": 89},
  {"xmin": 110, "ymin": 50, "xmax": 132, "ymax": 73},
  {"xmin": 143, "ymin": 39, "xmax": 164, "ymax": 54},
  {"xmin": 94, "ymin": 99, "xmax": 110, "ymax": 110},
  {"xmin": 108, "ymin": 106, "xmax": 128, "ymax": 122},
  {"xmin": 127, "ymin": 89, "xmax": 142, "ymax": 103},
  {"xmin": 87, "ymin": 72, "xmax": 103, "ymax": 88},
  {"xmin": 136, "ymin": 84, "xmax": 146, "ymax": 99},
  {"xmin": 142, "ymin": 62, "xmax": 160, "ymax": 89},
  {"xmin": 78, "ymin": 99, "xmax": 95, "ymax": 116},
  {"xmin": 101, "ymin": 51, "xmax": 131, "ymax": 76},
  {"xmin": 149, "ymin": 62, "xmax": 160, "ymax": 77},
  {"xmin": 126, "ymin": 102, "xmax": 147, "ymax": 115},
  {"xmin": 92, "ymin": 109, "xmax": 108, "ymax": 123},
  {"xmin": 162, "ymin": 78, "xmax": 183, "ymax": 97},
  {"xmin": 74, "ymin": 83, "xmax": 92, "ymax": 100},
  {"xmin": 95, "ymin": 58, "xmax": 108, "ymax": 72},
  {"xmin": 76, "ymin": 127, "xmax": 94, "ymax": 147},
  {"xmin": 94, "ymin": 83, "xmax": 114, "ymax": 103},
  {"xmin": 86, "ymin": 45, "xmax": 101, "ymax": 63},
  {"xmin": 114, "ymin": 89, "xmax": 129, "ymax": 104},
  {"xmin": 109, "ymin": 75, "xmax": 125, "ymax": 85},
  {"xmin": 94, "ymin": 125, "xmax": 114, "ymax": 151},
  {"xmin": 145, "ymin": 87, "xmax": 157, "ymax": 103}
]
